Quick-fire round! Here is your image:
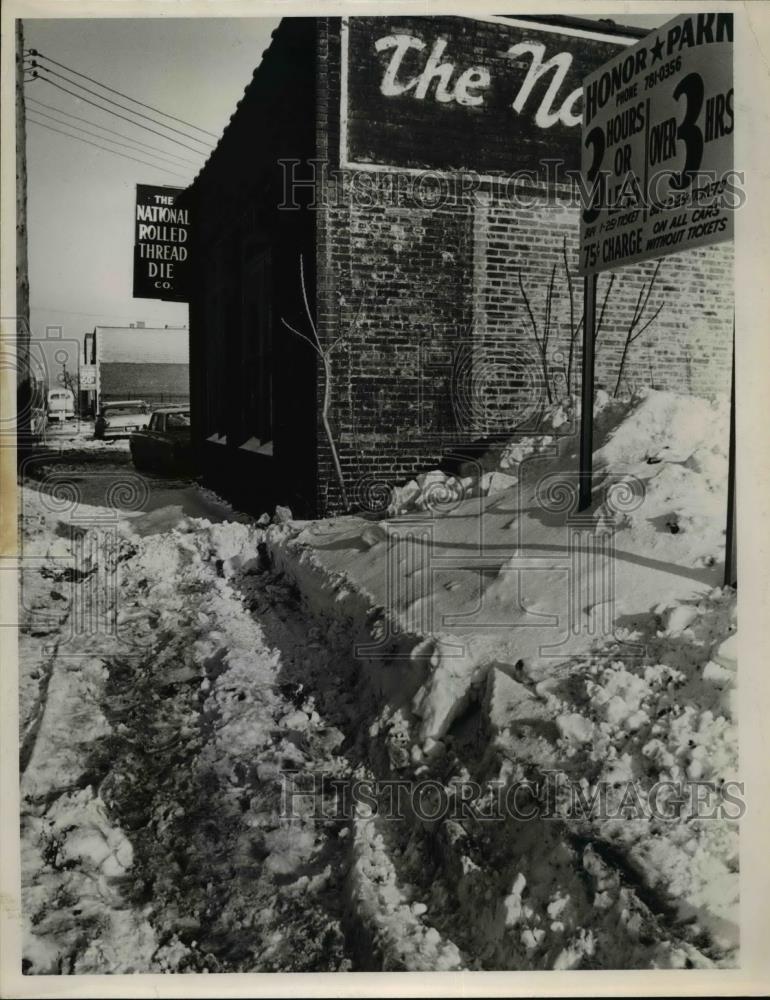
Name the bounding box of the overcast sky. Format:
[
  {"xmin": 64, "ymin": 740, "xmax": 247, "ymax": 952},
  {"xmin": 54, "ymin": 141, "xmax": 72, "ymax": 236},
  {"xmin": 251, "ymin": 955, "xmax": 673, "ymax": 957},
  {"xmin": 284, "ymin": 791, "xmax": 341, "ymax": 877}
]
[
  {"xmin": 23, "ymin": 12, "xmax": 663, "ymax": 380},
  {"xmin": 24, "ymin": 16, "xmax": 280, "ymax": 376}
]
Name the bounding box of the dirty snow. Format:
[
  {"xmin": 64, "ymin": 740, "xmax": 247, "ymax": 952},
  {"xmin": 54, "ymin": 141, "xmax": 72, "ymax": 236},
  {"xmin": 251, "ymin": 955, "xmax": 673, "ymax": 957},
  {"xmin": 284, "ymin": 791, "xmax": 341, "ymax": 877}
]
[
  {"xmin": 40, "ymin": 420, "xmax": 131, "ymax": 452},
  {"xmin": 18, "ymin": 388, "xmax": 738, "ymax": 972}
]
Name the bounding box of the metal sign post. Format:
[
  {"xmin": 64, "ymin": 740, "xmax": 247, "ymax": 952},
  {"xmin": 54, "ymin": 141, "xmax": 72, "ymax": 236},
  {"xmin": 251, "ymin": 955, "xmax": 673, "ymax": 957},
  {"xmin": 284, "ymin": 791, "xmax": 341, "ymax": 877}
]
[
  {"xmin": 578, "ymin": 274, "xmax": 598, "ymax": 511},
  {"xmin": 724, "ymin": 324, "xmax": 736, "ymax": 588}
]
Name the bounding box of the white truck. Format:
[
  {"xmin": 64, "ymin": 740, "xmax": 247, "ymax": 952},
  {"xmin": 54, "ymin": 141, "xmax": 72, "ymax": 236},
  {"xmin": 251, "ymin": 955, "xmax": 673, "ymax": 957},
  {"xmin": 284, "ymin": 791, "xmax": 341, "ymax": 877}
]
[{"xmin": 46, "ymin": 388, "xmax": 75, "ymax": 422}]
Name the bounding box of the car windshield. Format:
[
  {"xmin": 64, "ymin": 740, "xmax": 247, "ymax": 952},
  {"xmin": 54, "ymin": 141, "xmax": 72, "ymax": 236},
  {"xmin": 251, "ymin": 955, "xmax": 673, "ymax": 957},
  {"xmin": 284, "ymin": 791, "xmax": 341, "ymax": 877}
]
[
  {"xmin": 104, "ymin": 405, "xmax": 147, "ymax": 417},
  {"xmin": 166, "ymin": 412, "xmax": 190, "ymax": 428}
]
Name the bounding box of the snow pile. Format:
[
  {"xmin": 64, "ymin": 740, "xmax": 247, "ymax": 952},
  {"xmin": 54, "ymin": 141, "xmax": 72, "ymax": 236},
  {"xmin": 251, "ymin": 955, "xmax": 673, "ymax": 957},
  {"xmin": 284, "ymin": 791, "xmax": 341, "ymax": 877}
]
[
  {"xmin": 386, "ymin": 390, "xmax": 727, "ymax": 536},
  {"xmin": 534, "ymin": 587, "xmax": 739, "ymax": 959},
  {"xmin": 349, "ymin": 817, "xmax": 464, "ymax": 971},
  {"xmin": 385, "ymin": 389, "xmax": 656, "ymax": 516},
  {"xmin": 19, "ymin": 489, "xmax": 354, "ymax": 972},
  {"xmin": 18, "ymin": 490, "xmax": 158, "ymax": 973},
  {"xmin": 388, "ymin": 470, "xmax": 475, "ymax": 516},
  {"xmin": 594, "ymin": 391, "xmax": 724, "ymax": 469},
  {"xmin": 19, "ymin": 486, "xmax": 471, "ymax": 974},
  {"xmin": 260, "ymin": 388, "xmax": 735, "ymax": 969},
  {"xmin": 18, "ymin": 386, "xmax": 735, "ymax": 973},
  {"xmin": 42, "ymin": 421, "xmax": 131, "ymax": 452},
  {"xmin": 595, "ymin": 391, "xmax": 729, "ymax": 567}
]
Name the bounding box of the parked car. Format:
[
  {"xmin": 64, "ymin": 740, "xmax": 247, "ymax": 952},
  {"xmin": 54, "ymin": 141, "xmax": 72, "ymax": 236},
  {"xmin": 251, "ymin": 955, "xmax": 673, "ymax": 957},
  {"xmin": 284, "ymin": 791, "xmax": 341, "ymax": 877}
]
[
  {"xmin": 129, "ymin": 406, "xmax": 192, "ymax": 471},
  {"xmin": 46, "ymin": 388, "xmax": 75, "ymax": 422},
  {"xmin": 94, "ymin": 400, "xmax": 150, "ymax": 440}
]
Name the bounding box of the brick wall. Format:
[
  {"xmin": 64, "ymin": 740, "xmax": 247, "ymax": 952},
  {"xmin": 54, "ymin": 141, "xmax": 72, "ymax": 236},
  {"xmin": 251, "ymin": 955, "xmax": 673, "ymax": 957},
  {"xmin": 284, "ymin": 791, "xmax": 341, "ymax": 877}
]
[{"xmin": 314, "ymin": 17, "xmax": 733, "ymax": 515}]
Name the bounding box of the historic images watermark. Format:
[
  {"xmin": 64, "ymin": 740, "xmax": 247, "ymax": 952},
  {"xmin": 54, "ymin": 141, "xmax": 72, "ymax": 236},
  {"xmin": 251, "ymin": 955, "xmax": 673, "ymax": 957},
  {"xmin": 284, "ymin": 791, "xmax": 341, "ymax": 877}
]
[
  {"xmin": 278, "ymin": 158, "xmax": 746, "ymax": 215},
  {"xmin": 280, "ymin": 770, "xmax": 746, "ymax": 824}
]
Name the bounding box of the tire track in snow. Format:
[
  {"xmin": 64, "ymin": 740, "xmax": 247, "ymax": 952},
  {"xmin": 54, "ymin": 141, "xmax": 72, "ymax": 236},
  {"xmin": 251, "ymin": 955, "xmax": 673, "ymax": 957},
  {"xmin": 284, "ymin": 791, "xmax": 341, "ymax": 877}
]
[
  {"xmin": 85, "ymin": 524, "xmax": 357, "ymax": 972},
  {"xmin": 18, "ymin": 503, "xmax": 353, "ymax": 973},
  {"xmin": 231, "ymin": 564, "xmax": 467, "ymax": 972}
]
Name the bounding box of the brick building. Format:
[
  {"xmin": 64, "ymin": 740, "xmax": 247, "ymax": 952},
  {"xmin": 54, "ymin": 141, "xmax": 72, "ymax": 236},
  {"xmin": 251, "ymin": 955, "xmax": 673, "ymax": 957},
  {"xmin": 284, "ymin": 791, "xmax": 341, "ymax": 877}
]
[{"xmin": 181, "ymin": 15, "xmax": 733, "ymax": 516}]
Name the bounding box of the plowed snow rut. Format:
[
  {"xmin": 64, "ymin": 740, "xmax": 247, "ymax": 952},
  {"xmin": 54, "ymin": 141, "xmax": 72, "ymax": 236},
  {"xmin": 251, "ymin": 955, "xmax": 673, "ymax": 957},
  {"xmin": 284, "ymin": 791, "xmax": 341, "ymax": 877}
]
[
  {"xmin": 21, "ymin": 516, "xmax": 356, "ymax": 972},
  {"xmin": 20, "ymin": 502, "xmax": 720, "ymax": 972}
]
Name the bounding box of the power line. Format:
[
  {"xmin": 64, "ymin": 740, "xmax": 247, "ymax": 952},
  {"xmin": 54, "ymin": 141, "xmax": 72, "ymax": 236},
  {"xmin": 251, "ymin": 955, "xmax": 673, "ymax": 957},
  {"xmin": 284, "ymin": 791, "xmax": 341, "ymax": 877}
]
[
  {"xmin": 27, "ymin": 104, "xmax": 197, "ymax": 168},
  {"xmin": 29, "ymin": 62, "xmax": 213, "ymax": 148},
  {"xmin": 28, "ymin": 48, "xmax": 219, "ymax": 139},
  {"xmin": 28, "ymin": 115, "xmax": 191, "ymax": 180},
  {"xmin": 28, "ymin": 58, "xmax": 214, "ymax": 149},
  {"xmin": 29, "ymin": 72, "xmax": 213, "ymax": 157},
  {"xmin": 31, "ymin": 304, "xmax": 187, "ymax": 320},
  {"xmin": 27, "ymin": 96, "xmax": 201, "ymax": 166},
  {"xmin": 27, "ymin": 117, "xmax": 191, "ymax": 181},
  {"xmin": 26, "ymin": 103, "xmax": 201, "ymax": 169}
]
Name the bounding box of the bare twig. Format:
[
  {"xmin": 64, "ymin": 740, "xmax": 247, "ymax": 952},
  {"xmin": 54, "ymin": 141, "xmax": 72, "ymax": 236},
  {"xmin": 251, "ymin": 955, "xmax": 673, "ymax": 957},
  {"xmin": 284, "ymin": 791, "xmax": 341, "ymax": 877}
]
[
  {"xmin": 298, "ymin": 252, "xmax": 321, "ymax": 351},
  {"xmin": 562, "ymin": 237, "xmax": 580, "ymax": 397},
  {"xmin": 280, "ymin": 318, "xmax": 319, "ymax": 355},
  {"xmin": 594, "ymin": 272, "xmax": 615, "ymax": 347},
  {"xmin": 281, "ymin": 256, "xmax": 368, "ymax": 510},
  {"xmin": 518, "ymin": 269, "xmax": 555, "ymax": 405},
  {"xmin": 613, "ymin": 261, "xmax": 664, "ymax": 397}
]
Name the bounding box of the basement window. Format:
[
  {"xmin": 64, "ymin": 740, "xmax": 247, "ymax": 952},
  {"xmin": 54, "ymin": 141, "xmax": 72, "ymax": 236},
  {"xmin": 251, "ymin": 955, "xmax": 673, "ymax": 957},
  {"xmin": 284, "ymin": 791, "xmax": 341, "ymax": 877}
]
[{"xmin": 239, "ymin": 436, "xmax": 273, "ymax": 456}]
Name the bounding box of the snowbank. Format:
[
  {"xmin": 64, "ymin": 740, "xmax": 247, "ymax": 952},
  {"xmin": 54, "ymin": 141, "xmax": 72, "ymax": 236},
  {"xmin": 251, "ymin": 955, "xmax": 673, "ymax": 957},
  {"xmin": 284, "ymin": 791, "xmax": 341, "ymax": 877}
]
[
  {"xmin": 386, "ymin": 389, "xmax": 725, "ymax": 518},
  {"xmin": 19, "ymin": 489, "xmax": 355, "ymax": 973},
  {"xmin": 18, "ymin": 388, "xmax": 737, "ymax": 972},
  {"xmin": 261, "ymin": 389, "xmax": 737, "ymax": 968},
  {"xmin": 41, "ymin": 421, "xmax": 131, "ymax": 452}
]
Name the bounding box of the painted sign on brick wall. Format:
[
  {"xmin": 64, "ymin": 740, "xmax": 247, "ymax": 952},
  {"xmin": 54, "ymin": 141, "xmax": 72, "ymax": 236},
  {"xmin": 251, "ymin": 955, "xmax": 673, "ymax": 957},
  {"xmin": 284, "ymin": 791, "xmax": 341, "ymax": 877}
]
[
  {"xmin": 342, "ymin": 15, "xmax": 638, "ymax": 175},
  {"xmin": 579, "ymin": 12, "xmax": 734, "ymax": 275}
]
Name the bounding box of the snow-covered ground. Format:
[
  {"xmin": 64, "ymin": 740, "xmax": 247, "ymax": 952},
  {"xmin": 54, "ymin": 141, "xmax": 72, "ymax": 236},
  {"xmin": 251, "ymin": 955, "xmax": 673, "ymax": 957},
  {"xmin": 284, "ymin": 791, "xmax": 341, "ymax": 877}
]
[
  {"xmin": 19, "ymin": 489, "xmax": 356, "ymax": 973},
  {"xmin": 17, "ymin": 389, "xmax": 738, "ymax": 972},
  {"xmin": 40, "ymin": 419, "xmax": 131, "ymax": 452}
]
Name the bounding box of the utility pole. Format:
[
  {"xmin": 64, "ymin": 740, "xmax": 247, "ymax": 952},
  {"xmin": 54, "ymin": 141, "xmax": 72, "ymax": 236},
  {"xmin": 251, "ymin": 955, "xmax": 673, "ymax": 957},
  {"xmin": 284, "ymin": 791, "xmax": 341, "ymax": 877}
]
[{"xmin": 16, "ymin": 19, "xmax": 31, "ymax": 447}]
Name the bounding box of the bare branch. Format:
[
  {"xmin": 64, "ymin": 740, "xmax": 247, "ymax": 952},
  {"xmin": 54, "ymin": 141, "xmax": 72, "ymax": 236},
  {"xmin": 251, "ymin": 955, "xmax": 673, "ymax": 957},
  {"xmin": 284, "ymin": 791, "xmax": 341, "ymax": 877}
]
[
  {"xmin": 638, "ymin": 259, "xmax": 662, "ymax": 321},
  {"xmin": 629, "ymin": 302, "xmax": 664, "ymax": 343},
  {"xmin": 594, "ymin": 272, "xmax": 615, "ymax": 347},
  {"xmin": 613, "ymin": 262, "xmax": 664, "ymax": 396},
  {"xmin": 298, "ymin": 253, "xmax": 322, "ymax": 353},
  {"xmin": 629, "ymin": 281, "xmax": 646, "ymax": 333},
  {"xmin": 281, "ymin": 317, "xmax": 322, "ymax": 357},
  {"xmin": 328, "ymin": 331, "xmax": 349, "ymax": 355},
  {"xmin": 519, "ymin": 268, "xmax": 553, "ymax": 404},
  {"xmin": 281, "ymin": 256, "xmax": 370, "ymax": 512},
  {"xmin": 562, "ymin": 236, "xmax": 574, "ymax": 334},
  {"xmin": 543, "ymin": 263, "xmax": 557, "ymax": 356},
  {"xmin": 518, "ymin": 271, "xmax": 542, "ymax": 350},
  {"xmin": 629, "ymin": 259, "xmax": 662, "ymax": 336},
  {"xmin": 563, "ymin": 238, "xmax": 577, "ymax": 396}
]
